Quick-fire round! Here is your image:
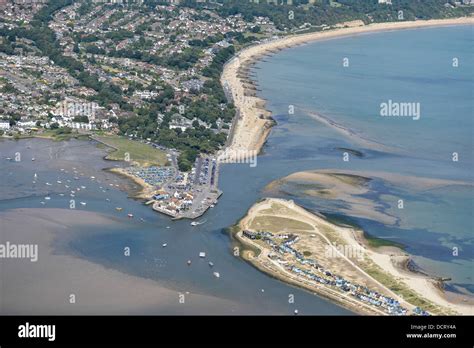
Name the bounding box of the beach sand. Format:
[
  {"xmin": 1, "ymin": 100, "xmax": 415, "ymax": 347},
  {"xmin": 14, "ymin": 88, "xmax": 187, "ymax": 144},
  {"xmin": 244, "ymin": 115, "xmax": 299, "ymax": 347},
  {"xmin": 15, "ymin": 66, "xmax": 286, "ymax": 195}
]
[
  {"xmin": 108, "ymin": 167, "xmax": 157, "ymax": 200},
  {"xmin": 236, "ymin": 198, "xmax": 473, "ymax": 315},
  {"xmin": 222, "ymin": 17, "xmax": 474, "ymax": 158},
  {"xmin": 0, "ymin": 208, "xmax": 239, "ymax": 314}
]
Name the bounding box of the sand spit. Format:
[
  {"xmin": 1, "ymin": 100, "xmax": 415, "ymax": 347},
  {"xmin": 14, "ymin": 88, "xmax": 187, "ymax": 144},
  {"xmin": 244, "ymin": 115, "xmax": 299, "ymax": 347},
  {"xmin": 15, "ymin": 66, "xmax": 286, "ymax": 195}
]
[
  {"xmin": 235, "ymin": 198, "xmax": 473, "ymax": 315},
  {"xmin": 222, "ymin": 17, "xmax": 474, "ymax": 159}
]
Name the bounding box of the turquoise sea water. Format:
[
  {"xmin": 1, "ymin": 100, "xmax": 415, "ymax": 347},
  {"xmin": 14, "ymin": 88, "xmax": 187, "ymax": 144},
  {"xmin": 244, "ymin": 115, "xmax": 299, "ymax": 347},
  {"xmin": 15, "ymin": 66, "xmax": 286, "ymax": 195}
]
[
  {"xmin": 255, "ymin": 25, "xmax": 473, "ymax": 293},
  {"xmin": 0, "ymin": 25, "xmax": 472, "ymax": 314}
]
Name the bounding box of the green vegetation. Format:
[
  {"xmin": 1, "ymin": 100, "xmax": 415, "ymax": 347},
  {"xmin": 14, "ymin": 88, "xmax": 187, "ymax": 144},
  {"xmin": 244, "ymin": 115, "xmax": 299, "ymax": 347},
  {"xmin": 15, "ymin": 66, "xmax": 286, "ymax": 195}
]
[
  {"xmin": 365, "ymin": 263, "xmax": 446, "ymax": 315},
  {"xmin": 94, "ymin": 135, "xmax": 168, "ymax": 167},
  {"xmin": 250, "ymin": 216, "xmax": 313, "ymax": 232},
  {"xmin": 363, "ymin": 232, "xmax": 406, "ymax": 250},
  {"xmin": 0, "ymin": 0, "xmax": 127, "ymax": 108},
  {"xmin": 190, "ymin": 0, "xmax": 473, "ymax": 31},
  {"xmin": 36, "ymin": 127, "xmax": 87, "ymax": 141}
]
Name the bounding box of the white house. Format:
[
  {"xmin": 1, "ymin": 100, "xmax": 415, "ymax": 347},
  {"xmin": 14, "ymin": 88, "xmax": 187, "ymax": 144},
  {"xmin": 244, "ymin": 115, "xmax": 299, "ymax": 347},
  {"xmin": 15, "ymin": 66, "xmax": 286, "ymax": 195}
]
[{"xmin": 0, "ymin": 122, "xmax": 10, "ymax": 130}]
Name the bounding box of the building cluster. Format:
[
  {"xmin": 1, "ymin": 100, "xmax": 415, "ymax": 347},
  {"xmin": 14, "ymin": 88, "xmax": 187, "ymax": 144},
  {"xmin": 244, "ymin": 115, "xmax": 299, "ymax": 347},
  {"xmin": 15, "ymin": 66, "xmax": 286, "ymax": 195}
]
[
  {"xmin": 151, "ymin": 155, "xmax": 220, "ymax": 219},
  {"xmin": 242, "ymin": 230, "xmax": 429, "ymax": 316},
  {"xmin": 1, "ymin": 1, "xmax": 277, "ymax": 137}
]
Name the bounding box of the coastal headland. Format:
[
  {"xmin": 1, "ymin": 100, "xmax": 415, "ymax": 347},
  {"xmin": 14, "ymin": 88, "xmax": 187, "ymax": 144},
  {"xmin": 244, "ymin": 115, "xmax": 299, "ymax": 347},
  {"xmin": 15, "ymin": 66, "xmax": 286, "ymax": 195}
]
[
  {"xmin": 222, "ymin": 17, "xmax": 474, "ymax": 159},
  {"xmin": 232, "ymin": 198, "xmax": 473, "ymax": 316},
  {"xmin": 92, "ymin": 135, "xmax": 221, "ymax": 220}
]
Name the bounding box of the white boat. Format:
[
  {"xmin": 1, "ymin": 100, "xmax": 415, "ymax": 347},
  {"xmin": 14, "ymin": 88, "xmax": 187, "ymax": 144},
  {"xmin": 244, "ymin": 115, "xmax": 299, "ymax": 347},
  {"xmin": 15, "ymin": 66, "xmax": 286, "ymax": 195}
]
[
  {"xmin": 162, "ymin": 243, "xmax": 167, "ymax": 248},
  {"xmin": 187, "ymin": 260, "xmax": 192, "ymax": 265},
  {"xmin": 34, "ymin": 173, "xmax": 37, "ymax": 179},
  {"xmin": 57, "ymin": 181, "xmax": 62, "ymax": 184},
  {"xmin": 45, "ymin": 182, "xmax": 52, "ymax": 186},
  {"xmin": 190, "ymin": 219, "xmax": 207, "ymax": 226},
  {"xmin": 208, "ymin": 262, "xmax": 214, "ymax": 267},
  {"xmin": 213, "ymin": 272, "xmax": 220, "ymax": 278},
  {"xmin": 44, "ymin": 197, "xmax": 51, "ymax": 200},
  {"xmin": 199, "ymin": 252, "xmax": 206, "ymax": 258},
  {"xmin": 80, "ymin": 202, "xmax": 87, "ymax": 206},
  {"xmin": 31, "ymin": 158, "xmax": 35, "ymax": 161},
  {"xmin": 294, "ymin": 309, "xmax": 299, "ymax": 315}
]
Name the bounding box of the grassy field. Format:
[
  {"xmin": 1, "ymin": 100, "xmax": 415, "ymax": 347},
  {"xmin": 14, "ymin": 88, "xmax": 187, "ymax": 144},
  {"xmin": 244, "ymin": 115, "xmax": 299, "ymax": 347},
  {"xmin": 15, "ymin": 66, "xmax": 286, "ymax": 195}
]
[
  {"xmin": 94, "ymin": 135, "xmax": 168, "ymax": 167},
  {"xmin": 33, "ymin": 129, "xmax": 89, "ymax": 141},
  {"xmin": 249, "ymin": 215, "xmax": 313, "ymax": 232}
]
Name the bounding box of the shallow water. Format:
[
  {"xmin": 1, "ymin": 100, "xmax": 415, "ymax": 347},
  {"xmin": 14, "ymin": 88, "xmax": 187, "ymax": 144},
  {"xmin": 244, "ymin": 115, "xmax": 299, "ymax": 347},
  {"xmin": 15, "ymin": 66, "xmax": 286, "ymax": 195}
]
[
  {"xmin": 254, "ymin": 25, "xmax": 473, "ymax": 293},
  {"xmin": 0, "ymin": 26, "xmax": 472, "ymax": 314}
]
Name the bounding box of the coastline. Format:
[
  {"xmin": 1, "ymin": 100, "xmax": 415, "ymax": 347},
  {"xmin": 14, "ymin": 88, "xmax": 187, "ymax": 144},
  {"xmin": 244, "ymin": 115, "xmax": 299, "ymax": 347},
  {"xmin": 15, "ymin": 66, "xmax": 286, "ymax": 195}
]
[
  {"xmin": 232, "ymin": 198, "xmax": 473, "ymax": 315},
  {"xmin": 0, "ymin": 208, "xmax": 239, "ymax": 314},
  {"xmin": 222, "ymin": 17, "xmax": 474, "ymax": 157},
  {"xmin": 107, "ymin": 167, "xmax": 156, "ymax": 200}
]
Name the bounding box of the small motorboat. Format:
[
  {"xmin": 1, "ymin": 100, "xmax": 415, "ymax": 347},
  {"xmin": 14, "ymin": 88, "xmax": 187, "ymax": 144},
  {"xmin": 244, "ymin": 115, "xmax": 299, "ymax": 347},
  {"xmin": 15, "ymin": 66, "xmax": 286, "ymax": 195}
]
[
  {"xmin": 208, "ymin": 262, "xmax": 214, "ymax": 267},
  {"xmin": 127, "ymin": 213, "xmax": 134, "ymax": 218},
  {"xmin": 190, "ymin": 219, "xmax": 207, "ymax": 227},
  {"xmin": 213, "ymin": 272, "xmax": 220, "ymax": 278},
  {"xmin": 162, "ymin": 243, "xmax": 167, "ymax": 248},
  {"xmin": 199, "ymin": 252, "xmax": 206, "ymax": 258},
  {"xmin": 80, "ymin": 202, "xmax": 87, "ymax": 206},
  {"xmin": 116, "ymin": 207, "xmax": 123, "ymax": 211},
  {"xmin": 187, "ymin": 260, "xmax": 192, "ymax": 266}
]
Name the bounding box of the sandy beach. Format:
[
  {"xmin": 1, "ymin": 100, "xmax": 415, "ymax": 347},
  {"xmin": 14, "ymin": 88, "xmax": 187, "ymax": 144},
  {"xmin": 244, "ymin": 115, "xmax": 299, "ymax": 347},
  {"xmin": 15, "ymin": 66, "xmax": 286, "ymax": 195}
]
[
  {"xmin": 108, "ymin": 167, "xmax": 157, "ymax": 200},
  {"xmin": 222, "ymin": 17, "xmax": 474, "ymax": 158},
  {"xmin": 235, "ymin": 198, "xmax": 473, "ymax": 315},
  {"xmin": 0, "ymin": 208, "xmax": 240, "ymax": 314}
]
